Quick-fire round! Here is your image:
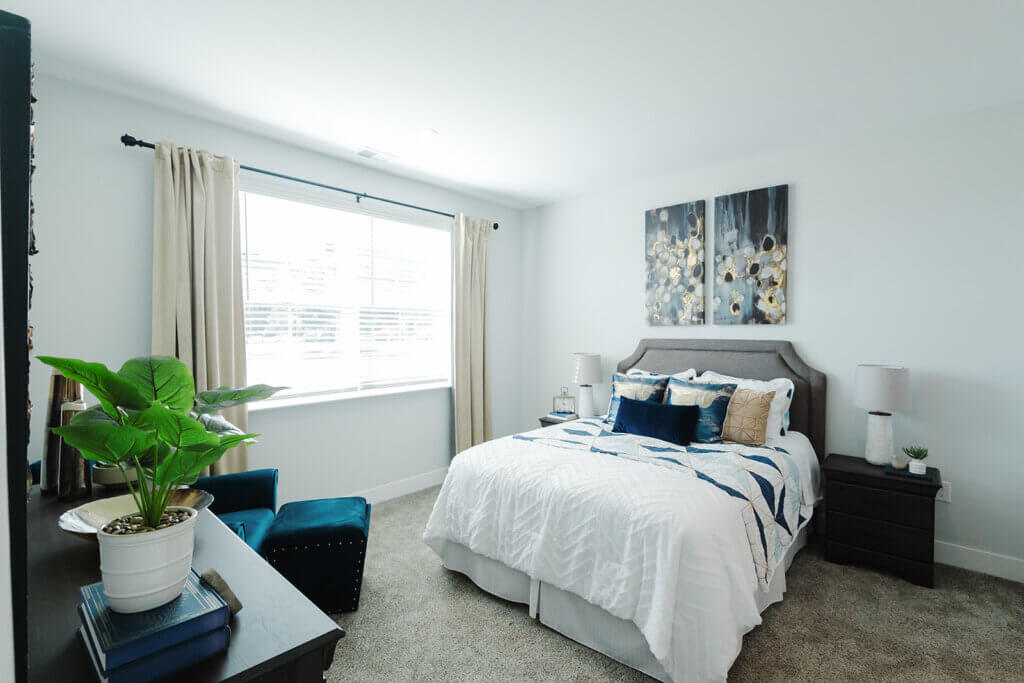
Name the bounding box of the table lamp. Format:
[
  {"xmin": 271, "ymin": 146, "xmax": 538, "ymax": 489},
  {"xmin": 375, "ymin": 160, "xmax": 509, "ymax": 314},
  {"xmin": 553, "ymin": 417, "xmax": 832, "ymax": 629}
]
[
  {"xmin": 573, "ymin": 353, "xmax": 602, "ymax": 418},
  {"xmin": 854, "ymin": 364, "xmax": 910, "ymax": 466}
]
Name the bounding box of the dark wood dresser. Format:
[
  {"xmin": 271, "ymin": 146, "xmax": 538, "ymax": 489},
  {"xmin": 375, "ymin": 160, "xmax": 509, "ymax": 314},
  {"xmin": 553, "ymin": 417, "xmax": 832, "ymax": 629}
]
[{"xmin": 823, "ymin": 453, "xmax": 942, "ymax": 587}]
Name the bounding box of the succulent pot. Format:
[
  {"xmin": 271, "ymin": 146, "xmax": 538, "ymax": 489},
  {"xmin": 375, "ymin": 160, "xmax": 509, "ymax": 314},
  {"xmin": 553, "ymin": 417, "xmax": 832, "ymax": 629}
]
[
  {"xmin": 908, "ymin": 460, "xmax": 927, "ymax": 475},
  {"xmin": 97, "ymin": 506, "xmax": 198, "ymax": 613}
]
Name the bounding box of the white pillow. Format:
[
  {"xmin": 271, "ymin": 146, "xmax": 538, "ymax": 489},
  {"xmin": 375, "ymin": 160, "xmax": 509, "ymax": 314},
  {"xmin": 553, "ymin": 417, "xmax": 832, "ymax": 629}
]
[
  {"xmin": 627, "ymin": 367, "xmax": 697, "ymax": 381},
  {"xmin": 696, "ymin": 371, "xmax": 794, "ymax": 438}
]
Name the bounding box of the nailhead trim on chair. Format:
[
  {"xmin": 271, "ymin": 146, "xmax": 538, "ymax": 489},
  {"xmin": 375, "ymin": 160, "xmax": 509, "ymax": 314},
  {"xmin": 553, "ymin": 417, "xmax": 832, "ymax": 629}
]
[{"xmin": 263, "ymin": 532, "xmax": 367, "ymax": 613}]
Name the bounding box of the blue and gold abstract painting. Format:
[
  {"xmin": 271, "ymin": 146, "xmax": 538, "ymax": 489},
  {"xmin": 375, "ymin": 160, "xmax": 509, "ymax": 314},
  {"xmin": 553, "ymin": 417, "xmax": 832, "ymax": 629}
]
[
  {"xmin": 713, "ymin": 185, "xmax": 788, "ymax": 324},
  {"xmin": 645, "ymin": 200, "xmax": 706, "ymax": 325}
]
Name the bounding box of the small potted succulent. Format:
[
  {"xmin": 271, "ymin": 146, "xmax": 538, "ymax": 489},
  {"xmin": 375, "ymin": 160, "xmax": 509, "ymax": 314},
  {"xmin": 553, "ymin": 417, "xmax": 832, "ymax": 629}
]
[
  {"xmin": 903, "ymin": 446, "xmax": 929, "ymax": 475},
  {"xmin": 39, "ymin": 355, "xmax": 281, "ymax": 613}
]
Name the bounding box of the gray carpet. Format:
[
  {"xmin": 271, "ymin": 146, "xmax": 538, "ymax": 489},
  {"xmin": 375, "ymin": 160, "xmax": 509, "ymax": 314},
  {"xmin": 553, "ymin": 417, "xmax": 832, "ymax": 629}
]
[{"xmin": 329, "ymin": 487, "xmax": 1024, "ymax": 682}]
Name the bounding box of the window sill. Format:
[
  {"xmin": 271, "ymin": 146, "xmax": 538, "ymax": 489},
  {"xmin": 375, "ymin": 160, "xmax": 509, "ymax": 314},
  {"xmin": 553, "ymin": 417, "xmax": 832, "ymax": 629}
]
[{"xmin": 248, "ymin": 382, "xmax": 452, "ymax": 412}]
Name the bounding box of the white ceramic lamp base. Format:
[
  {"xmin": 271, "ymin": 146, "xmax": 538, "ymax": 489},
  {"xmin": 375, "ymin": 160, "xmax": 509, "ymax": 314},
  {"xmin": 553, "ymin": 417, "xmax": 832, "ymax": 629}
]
[
  {"xmin": 864, "ymin": 411, "xmax": 894, "ymax": 466},
  {"xmin": 578, "ymin": 385, "xmax": 597, "ymax": 418}
]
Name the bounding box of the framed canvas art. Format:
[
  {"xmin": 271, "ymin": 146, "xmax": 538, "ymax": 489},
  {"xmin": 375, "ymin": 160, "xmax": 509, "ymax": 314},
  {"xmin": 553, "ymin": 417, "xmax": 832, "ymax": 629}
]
[
  {"xmin": 645, "ymin": 200, "xmax": 706, "ymax": 325},
  {"xmin": 713, "ymin": 185, "xmax": 788, "ymax": 324}
]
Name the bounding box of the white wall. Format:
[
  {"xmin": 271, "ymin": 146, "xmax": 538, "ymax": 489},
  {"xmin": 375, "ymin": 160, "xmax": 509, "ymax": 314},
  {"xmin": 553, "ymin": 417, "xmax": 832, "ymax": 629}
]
[
  {"xmin": 29, "ymin": 75, "xmax": 524, "ymax": 506},
  {"xmin": 521, "ymin": 102, "xmax": 1024, "ymax": 580}
]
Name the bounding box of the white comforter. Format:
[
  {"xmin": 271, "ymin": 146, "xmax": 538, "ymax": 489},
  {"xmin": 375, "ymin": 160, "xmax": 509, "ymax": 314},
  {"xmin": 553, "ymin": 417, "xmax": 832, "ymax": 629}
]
[{"xmin": 423, "ymin": 421, "xmax": 813, "ymax": 682}]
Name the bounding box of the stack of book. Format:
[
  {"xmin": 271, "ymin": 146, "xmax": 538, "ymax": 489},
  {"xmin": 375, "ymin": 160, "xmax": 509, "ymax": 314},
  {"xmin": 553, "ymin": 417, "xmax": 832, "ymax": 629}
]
[
  {"xmin": 78, "ymin": 569, "xmax": 231, "ymax": 683},
  {"xmin": 545, "ymin": 411, "xmax": 578, "ymax": 422}
]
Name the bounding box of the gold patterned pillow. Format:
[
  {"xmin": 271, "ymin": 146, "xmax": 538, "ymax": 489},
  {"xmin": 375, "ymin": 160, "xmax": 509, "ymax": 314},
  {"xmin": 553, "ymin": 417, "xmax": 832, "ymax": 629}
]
[{"xmin": 723, "ymin": 389, "xmax": 775, "ymax": 446}]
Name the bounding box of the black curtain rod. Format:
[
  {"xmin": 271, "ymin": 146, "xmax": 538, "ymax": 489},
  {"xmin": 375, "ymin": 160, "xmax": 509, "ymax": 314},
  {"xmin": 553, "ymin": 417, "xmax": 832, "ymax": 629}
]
[{"xmin": 120, "ymin": 134, "xmax": 498, "ymax": 230}]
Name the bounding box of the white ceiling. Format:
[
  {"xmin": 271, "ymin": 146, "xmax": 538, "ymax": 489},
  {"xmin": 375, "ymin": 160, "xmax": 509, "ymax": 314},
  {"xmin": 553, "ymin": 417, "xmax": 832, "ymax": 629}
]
[{"xmin": 12, "ymin": 1, "xmax": 1024, "ymax": 208}]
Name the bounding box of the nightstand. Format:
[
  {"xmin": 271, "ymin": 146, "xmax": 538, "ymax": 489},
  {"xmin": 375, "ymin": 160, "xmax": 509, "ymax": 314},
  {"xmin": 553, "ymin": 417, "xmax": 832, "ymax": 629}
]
[
  {"xmin": 823, "ymin": 453, "xmax": 942, "ymax": 587},
  {"xmin": 539, "ymin": 415, "xmax": 577, "ymax": 428}
]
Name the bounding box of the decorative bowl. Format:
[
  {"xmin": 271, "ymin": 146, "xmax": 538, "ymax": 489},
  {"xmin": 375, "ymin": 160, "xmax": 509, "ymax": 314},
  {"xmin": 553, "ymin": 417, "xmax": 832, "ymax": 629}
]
[
  {"xmin": 58, "ymin": 489, "xmax": 214, "ymax": 541},
  {"xmin": 91, "ymin": 462, "xmax": 138, "ymax": 488}
]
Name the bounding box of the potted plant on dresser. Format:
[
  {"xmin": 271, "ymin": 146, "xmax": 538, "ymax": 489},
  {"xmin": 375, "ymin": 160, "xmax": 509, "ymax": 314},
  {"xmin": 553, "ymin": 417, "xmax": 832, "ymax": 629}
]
[
  {"xmin": 38, "ymin": 355, "xmax": 281, "ymax": 613},
  {"xmin": 903, "ymin": 445, "xmax": 929, "ymax": 475}
]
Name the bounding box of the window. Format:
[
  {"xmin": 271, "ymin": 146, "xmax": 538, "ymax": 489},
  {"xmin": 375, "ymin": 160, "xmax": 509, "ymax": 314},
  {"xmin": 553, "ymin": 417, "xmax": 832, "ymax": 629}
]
[{"xmin": 240, "ymin": 188, "xmax": 452, "ymax": 403}]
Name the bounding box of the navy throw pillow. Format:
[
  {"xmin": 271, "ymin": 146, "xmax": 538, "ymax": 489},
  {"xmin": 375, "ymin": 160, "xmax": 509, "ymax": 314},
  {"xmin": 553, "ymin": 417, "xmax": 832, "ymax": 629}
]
[{"xmin": 612, "ymin": 396, "xmax": 700, "ymax": 446}]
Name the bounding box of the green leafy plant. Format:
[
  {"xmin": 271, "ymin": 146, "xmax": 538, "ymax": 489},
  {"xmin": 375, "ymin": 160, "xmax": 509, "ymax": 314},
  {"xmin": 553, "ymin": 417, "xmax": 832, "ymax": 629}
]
[
  {"xmin": 38, "ymin": 355, "xmax": 283, "ymax": 528},
  {"xmin": 902, "ymin": 446, "xmax": 929, "ymax": 460}
]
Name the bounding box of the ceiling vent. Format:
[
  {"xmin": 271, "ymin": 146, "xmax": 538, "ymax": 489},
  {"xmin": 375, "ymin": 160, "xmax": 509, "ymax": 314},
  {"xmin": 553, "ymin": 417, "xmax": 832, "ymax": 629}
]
[{"xmin": 355, "ymin": 147, "xmax": 398, "ymax": 163}]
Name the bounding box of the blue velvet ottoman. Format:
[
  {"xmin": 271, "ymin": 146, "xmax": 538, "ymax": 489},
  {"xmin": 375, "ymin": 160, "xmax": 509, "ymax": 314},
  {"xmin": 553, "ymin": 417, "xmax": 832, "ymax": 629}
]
[{"xmin": 261, "ymin": 496, "xmax": 371, "ymax": 613}]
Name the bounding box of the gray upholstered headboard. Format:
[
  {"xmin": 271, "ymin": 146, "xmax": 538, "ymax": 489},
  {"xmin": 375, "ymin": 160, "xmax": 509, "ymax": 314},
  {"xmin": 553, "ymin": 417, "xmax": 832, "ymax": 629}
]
[{"xmin": 617, "ymin": 339, "xmax": 827, "ymax": 461}]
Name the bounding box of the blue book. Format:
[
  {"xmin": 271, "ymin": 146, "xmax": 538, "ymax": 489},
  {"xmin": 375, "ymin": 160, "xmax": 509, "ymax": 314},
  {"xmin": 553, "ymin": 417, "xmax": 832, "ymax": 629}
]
[
  {"xmin": 884, "ymin": 464, "xmax": 935, "ymax": 481},
  {"xmin": 78, "ymin": 568, "xmax": 229, "ymax": 670},
  {"xmin": 79, "ymin": 623, "xmax": 230, "ymax": 683}
]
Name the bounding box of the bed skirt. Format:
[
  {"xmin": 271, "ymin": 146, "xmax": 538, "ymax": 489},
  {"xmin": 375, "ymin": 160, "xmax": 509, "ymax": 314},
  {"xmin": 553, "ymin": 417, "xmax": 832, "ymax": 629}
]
[{"xmin": 440, "ymin": 526, "xmax": 809, "ymax": 682}]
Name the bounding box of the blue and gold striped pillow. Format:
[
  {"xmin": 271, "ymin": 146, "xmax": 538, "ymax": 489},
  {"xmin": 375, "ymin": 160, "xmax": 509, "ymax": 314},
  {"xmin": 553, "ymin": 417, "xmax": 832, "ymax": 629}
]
[
  {"xmin": 605, "ymin": 372, "xmax": 670, "ymax": 424},
  {"xmin": 664, "ymin": 378, "xmax": 737, "ymax": 443}
]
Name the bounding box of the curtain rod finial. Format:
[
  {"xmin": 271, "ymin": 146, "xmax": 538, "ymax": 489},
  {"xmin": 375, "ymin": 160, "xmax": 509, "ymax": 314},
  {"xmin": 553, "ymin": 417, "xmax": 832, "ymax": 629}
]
[
  {"xmin": 493, "ymin": 223, "xmax": 499, "ymax": 230},
  {"xmin": 120, "ymin": 134, "xmax": 138, "ymax": 147}
]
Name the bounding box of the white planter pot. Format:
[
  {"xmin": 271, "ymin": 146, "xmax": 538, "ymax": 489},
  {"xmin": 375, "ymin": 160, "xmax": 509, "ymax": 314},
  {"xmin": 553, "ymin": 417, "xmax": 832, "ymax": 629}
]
[
  {"xmin": 97, "ymin": 506, "xmax": 198, "ymax": 613},
  {"xmin": 908, "ymin": 460, "xmax": 927, "ymax": 475}
]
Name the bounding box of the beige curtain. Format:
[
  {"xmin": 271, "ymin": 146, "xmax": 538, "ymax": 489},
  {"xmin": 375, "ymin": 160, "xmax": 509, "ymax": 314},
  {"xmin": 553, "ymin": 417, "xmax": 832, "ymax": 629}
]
[
  {"xmin": 152, "ymin": 142, "xmax": 248, "ymax": 474},
  {"xmin": 453, "ymin": 213, "xmax": 492, "ymax": 454}
]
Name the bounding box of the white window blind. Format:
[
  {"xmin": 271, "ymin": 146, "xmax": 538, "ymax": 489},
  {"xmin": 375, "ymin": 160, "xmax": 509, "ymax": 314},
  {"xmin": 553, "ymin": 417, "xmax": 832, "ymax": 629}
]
[{"xmin": 240, "ymin": 190, "xmax": 452, "ymax": 401}]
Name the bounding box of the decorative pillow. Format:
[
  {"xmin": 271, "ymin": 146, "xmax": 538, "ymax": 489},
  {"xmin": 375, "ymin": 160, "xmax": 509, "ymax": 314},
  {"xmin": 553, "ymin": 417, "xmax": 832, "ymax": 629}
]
[
  {"xmin": 664, "ymin": 379, "xmax": 737, "ymax": 443},
  {"xmin": 612, "ymin": 397, "xmax": 699, "ymax": 446},
  {"xmin": 696, "ymin": 371, "xmax": 794, "ymax": 437},
  {"xmin": 627, "ymin": 367, "xmax": 697, "ymax": 381},
  {"xmin": 626, "ymin": 368, "xmax": 662, "ymax": 378},
  {"xmin": 605, "ymin": 372, "xmax": 670, "ymax": 424},
  {"xmin": 722, "ymin": 389, "xmax": 775, "ymax": 446}
]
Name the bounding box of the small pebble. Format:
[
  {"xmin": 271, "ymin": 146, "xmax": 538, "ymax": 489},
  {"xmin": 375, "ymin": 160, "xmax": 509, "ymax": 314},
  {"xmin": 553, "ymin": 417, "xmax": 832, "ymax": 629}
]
[{"xmin": 102, "ymin": 510, "xmax": 191, "ymax": 535}]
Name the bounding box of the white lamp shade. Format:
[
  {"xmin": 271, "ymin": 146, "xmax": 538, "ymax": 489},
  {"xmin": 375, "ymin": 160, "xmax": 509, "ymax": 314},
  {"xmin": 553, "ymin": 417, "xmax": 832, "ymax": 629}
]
[
  {"xmin": 573, "ymin": 353, "xmax": 601, "ymax": 386},
  {"xmin": 854, "ymin": 364, "xmax": 910, "ymax": 413}
]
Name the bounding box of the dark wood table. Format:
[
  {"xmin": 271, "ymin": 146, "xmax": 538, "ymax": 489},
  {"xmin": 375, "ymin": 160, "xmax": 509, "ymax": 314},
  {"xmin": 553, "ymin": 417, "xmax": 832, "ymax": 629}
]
[{"xmin": 27, "ymin": 486, "xmax": 344, "ymax": 682}]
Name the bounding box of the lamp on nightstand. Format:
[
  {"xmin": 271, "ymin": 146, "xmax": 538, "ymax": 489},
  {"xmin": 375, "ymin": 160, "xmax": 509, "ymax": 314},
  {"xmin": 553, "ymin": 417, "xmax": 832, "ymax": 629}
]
[
  {"xmin": 854, "ymin": 364, "xmax": 910, "ymax": 466},
  {"xmin": 573, "ymin": 353, "xmax": 601, "ymax": 418}
]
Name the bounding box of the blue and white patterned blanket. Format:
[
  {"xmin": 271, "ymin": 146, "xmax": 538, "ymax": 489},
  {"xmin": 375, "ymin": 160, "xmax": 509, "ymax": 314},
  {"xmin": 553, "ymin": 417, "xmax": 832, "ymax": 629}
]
[
  {"xmin": 426, "ymin": 418, "xmax": 816, "ymax": 681},
  {"xmin": 513, "ymin": 418, "xmax": 810, "ymax": 585}
]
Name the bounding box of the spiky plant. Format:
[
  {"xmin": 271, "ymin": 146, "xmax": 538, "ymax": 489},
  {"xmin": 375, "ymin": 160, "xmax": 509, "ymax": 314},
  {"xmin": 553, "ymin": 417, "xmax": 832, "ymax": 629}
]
[
  {"xmin": 38, "ymin": 355, "xmax": 283, "ymax": 528},
  {"xmin": 902, "ymin": 446, "xmax": 928, "ymax": 460}
]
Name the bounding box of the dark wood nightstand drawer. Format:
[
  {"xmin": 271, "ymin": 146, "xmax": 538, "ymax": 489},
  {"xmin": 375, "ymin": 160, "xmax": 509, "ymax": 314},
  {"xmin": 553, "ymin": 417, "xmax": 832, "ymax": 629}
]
[
  {"xmin": 827, "ymin": 480, "xmax": 933, "ymax": 530},
  {"xmin": 827, "ymin": 511, "xmax": 933, "ymax": 562},
  {"xmin": 825, "ymin": 539, "xmax": 934, "ymax": 587}
]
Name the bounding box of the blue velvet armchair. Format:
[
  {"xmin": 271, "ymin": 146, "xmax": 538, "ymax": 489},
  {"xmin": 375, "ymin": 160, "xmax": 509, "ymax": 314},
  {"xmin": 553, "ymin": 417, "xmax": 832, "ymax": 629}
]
[{"xmin": 193, "ymin": 469, "xmax": 278, "ymax": 551}]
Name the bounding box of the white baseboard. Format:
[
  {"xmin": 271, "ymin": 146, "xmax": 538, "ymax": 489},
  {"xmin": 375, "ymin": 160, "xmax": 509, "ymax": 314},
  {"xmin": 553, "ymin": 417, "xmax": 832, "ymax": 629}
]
[
  {"xmin": 935, "ymin": 541, "xmax": 1024, "ymax": 584},
  {"xmin": 349, "ymin": 466, "xmax": 448, "ymax": 505}
]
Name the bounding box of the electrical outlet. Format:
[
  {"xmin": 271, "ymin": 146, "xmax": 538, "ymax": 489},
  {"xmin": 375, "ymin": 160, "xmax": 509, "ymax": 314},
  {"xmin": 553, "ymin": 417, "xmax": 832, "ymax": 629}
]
[{"xmin": 936, "ymin": 480, "xmax": 951, "ymax": 503}]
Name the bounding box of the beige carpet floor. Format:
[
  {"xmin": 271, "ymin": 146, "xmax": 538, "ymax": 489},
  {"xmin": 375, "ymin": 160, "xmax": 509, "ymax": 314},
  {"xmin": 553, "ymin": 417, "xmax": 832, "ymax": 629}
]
[{"xmin": 329, "ymin": 487, "xmax": 1024, "ymax": 682}]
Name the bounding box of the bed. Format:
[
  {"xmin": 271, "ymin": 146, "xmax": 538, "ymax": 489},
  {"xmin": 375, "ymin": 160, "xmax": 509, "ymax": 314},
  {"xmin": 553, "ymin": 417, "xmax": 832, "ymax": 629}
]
[{"xmin": 424, "ymin": 339, "xmax": 826, "ymax": 682}]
